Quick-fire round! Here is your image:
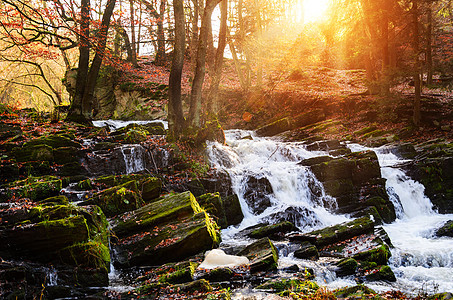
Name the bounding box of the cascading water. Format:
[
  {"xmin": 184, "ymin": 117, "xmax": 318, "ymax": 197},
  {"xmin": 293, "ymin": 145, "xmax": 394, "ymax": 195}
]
[
  {"xmin": 349, "ymin": 144, "xmax": 453, "ymax": 294},
  {"xmin": 207, "ymin": 130, "xmax": 453, "ymax": 295},
  {"xmin": 207, "ymin": 130, "xmax": 350, "ymax": 243},
  {"xmin": 121, "ymin": 145, "xmax": 147, "ymax": 174}
]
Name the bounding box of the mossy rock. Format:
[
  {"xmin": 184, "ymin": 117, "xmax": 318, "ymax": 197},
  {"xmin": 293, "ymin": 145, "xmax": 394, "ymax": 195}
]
[
  {"xmin": 90, "ymin": 174, "xmax": 162, "ymax": 202},
  {"xmin": 115, "ymin": 212, "xmax": 220, "ymax": 267},
  {"xmin": 158, "ymin": 261, "xmax": 198, "ymax": 284},
  {"xmin": 198, "ymin": 267, "xmax": 234, "ymax": 282},
  {"xmin": 364, "ymin": 265, "xmax": 396, "ymax": 282},
  {"xmin": 237, "ymin": 238, "xmax": 278, "ymax": 273},
  {"xmin": 37, "ymin": 195, "xmax": 69, "ymax": 206},
  {"xmin": 197, "ymin": 193, "xmax": 227, "ymax": 229},
  {"xmin": 336, "ymin": 258, "xmax": 358, "ymax": 277},
  {"xmin": 294, "ymin": 241, "xmax": 319, "ymax": 260},
  {"xmin": 59, "ymin": 162, "xmax": 87, "ymax": 177},
  {"xmin": 435, "ymin": 220, "xmax": 453, "ymax": 237},
  {"xmin": 308, "ymin": 158, "xmax": 354, "ymax": 182},
  {"xmin": 362, "ymin": 129, "xmax": 385, "ymax": 139},
  {"xmin": 354, "ymin": 126, "xmax": 377, "ymax": 136},
  {"xmin": 13, "ymin": 144, "xmax": 54, "ymax": 162},
  {"xmin": 364, "ymin": 196, "xmax": 396, "ymax": 223},
  {"xmin": 1, "ymin": 176, "xmax": 62, "ymax": 202},
  {"xmin": 249, "ymin": 221, "xmax": 298, "ymax": 240},
  {"xmin": 256, "ymin": 278, "xmax": 307, "ymax": 292},
  {"xmin": 24, "ymin": 134, "xmax": 81, "ymax": 149},
  {"xmin": 58, "ymin": 241, "xmax": 110, "ymax": 270},
  {"xmin": 173, "ymin": 279, "xmax": 213, "ymax": 293},
  {"xmin": 0, "ymin": 215, "xmax": 89, "ymax": 262},
  {"xmin": 334, "ymin": 284, "xmax": 379, "ymax": 298},
  {"xmin": 111, "ymin": 191, "xmax": 204, "ymax": 238},
  {"xmin": 353, "ymin": 243, "xmax": 391, "ymax": 265},
  {"xmin": 296, "ymin": 216, "xmax": 374, "ymax": 247},
  {"xmin": 256, "ymin": 117, "xmax": 291, "ymax": 137},
  {"xmin": 348, "ymin": 150, "xmax": 381, "ymax": 184},
  {"xmin": 80, "ymin": 180, "xmax": 144, "ymax": 217}
]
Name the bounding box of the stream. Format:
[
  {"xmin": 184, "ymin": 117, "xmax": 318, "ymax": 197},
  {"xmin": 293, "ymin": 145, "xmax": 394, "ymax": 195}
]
[{"xmin": 205, "ymin": 129, "xmax": 453, "ymax": 296}]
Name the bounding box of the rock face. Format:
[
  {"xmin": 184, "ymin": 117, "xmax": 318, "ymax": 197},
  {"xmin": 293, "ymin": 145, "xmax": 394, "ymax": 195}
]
[
  {"xmin": 300, "ymin": 150, "xmax": 396, "ymax": 223},
  {"xmin": 0, "ymin": 199, "xmax": 110, "ymax": 287},
  {"xmin": 111, "ymin": 191, "xmax": 220, "ymax": 267},
  {"xmin": 243, "ymin": 176, "xmax": 274, "ymax": 215}
]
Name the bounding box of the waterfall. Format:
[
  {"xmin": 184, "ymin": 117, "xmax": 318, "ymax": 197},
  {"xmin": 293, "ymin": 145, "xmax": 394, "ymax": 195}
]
[
  {"xmin": 207, "ymin": 130, "xmax": 349, "ymax": 243},
  {"xmin": 207, "ymin": 130, "xmax": 453, "ymax": 294},
  {"xmin": 121, "ymin": 145, "xmax": 147, "ymax": 174},
  {"xmin": 47, "ymin": 266, "xmax": 58, "ymax": 286},
  {"xmin": 349, "ymin": 144, "xmax": 453, "ymax": 294}
]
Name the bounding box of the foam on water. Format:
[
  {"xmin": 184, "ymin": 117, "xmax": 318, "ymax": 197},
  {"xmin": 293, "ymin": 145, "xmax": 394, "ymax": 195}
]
[{"xmin": 93, "ymin": 119, "xmax": 168, "ymax": 131}]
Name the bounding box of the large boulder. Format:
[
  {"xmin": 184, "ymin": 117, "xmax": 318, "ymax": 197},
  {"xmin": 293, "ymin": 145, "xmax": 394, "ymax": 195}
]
[
  {"xmin": 243, "ymin": 176, "xmax": 273, "ymax": 215},
  {"xmin": 111, "ymin": 191, "xmax": 220, "ymax": 267},
  {"xmin": 0, "ymin": 176, "xmax": 62, "ymax": 202},
  {"xmin": 0, "ymin": 201, "xmax": 110, "ymax": 287},
  {"xmin": 300, "ymin": 150, "xmax": 396, "ymax": 223}
]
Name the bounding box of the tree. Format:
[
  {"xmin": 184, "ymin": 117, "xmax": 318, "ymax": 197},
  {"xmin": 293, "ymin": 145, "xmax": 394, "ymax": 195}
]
[
  {"xmin": 167, "ymin": 0, "xmax": 185, "ymax": 137},
  {"xmin": 141, "ymin": 0, "xmax": 167, "ymax": 66},
  {"xmin": 67, "ymin": 0, "xmax": 117, "ymax": 123},
  {"xmin": 188, "ymin": 0, "xmax": 223, "ymax": 127}
]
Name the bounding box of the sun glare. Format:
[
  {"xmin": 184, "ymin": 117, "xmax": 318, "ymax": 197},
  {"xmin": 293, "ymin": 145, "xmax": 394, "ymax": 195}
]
[{"xmin": 303, "ymin": 0, "xmax": 330, "ymax": 23}]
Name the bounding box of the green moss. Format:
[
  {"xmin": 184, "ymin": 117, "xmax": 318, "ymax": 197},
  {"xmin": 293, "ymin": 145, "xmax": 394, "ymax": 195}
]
[
  {"xmin": 365, "ymin": 265, "xmax": 396, "ymax": 282},
  {"xmin": 354, "ymin": 126, "xmax": 377, "ymax": 136},
  {"xmin": 354, "ymin": 243, "xmax": 391, "ymax": 265},
  {"xmin": 362, "ymin": 129, "xmax": 385, "ymax": 139},
  {"xmin": 334, "ymin": 284, "xmax": 380, "ymax": 298},
  {"xmin": 158, "ymin": 261, "xmax": 198, "ymax": 284},
  {"xmin": 197, "ymin": 193, "xmax": 227, "ymax": 228},
  {"xmin": 59, "ymin": 241, "xmax": 110, "ymax": 270},
  {"xmin": 336, "ymin": 258, "xmax": 358, "ymax": 277},
  {"xmin": 3, "ymin": 176, "xmax": 62, "ymax": 202}
]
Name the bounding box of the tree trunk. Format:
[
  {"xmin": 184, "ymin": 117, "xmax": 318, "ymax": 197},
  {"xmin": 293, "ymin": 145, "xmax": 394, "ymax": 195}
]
[
  {"xmin": 81, "ymin": 0, "xmax": 117, "ymax": 119},
  {"xmin": 207, "ymin": 0, "xmax": 228, "ymax": 114},
  {"xmin": 190, "ymin": 0, "xmax": 200, "ymax": 72},
  {"xmin": 129, "ymin": 0, "xmax": 138, "ymax": 66},
  {"xmin": 67, "ymin": 0, "xmax": 90, "ymax": 122},
  {"xmin": 168, "ymin": 0, "xmax": 185, "ymax": 137},
  {"xmin": 426, "ymin": 6, "xmax": 433, "ymax": 85},
  {"xmin": 155, "ymin": 0, "xmax": 166, "ymax": 65},
  {"xmin": 412, "ymin": 0, "xmax": 421, "ymax": 126},
  {"xmin": 115, "ymin": 23, "xmax": 133, "ymax": 61},
  {"xmin": 188, "ymin": 0, "xmax": 221, "ymax": 127}
]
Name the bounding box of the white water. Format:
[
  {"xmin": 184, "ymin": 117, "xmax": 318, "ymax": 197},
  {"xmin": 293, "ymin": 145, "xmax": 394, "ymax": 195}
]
[
  {"xmin": 121, "ymin": 145, "xmax": 147, "ymax": 174},
  {"xmin": 207, "ymin": 130, "xmax": 453, "ymax": 295},
  {"xmin": 93, "ymin": 119, "xmax": 168, "ymax": 131},
  {"xmin": 349, "ymin": 144, "xmax": 453, "ymax": 294},
  {"xmin": 207, "ymin": 130, "xmax": 349, "ymax": 244}
]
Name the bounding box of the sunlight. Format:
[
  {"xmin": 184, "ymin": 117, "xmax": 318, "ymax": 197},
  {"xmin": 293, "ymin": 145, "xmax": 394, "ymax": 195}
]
[{"xmin": 303, "ymin": 0, "xmax": 330, "ymax": 23}]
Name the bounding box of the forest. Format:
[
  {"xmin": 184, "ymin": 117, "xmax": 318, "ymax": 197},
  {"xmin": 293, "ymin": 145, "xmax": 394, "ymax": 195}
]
[{"xmin": 0, "ymin": 0, "xmax": 453, "ymax": 299}]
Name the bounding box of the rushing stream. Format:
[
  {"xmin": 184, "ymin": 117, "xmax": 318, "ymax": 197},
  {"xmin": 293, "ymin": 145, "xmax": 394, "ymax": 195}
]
[{"xmin": 206, "ymin": 130, "xmax": 453, "ymax": 295}]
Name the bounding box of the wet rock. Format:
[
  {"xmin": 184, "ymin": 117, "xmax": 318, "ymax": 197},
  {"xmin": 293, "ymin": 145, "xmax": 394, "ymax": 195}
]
[
  {"xmin": 111, "ymin": 192, "xmax": 220, "ymax": 267},
  {"xmin": 0, "ymin": 124, "xmax": 22, "ymax": 140},
  {"xmin": 428, "ymin": 292, "xmax": 453, "ymax": 300},
  {"xmin": 294, "ymin": 241, "xmax": 319, "ymax": 260},
  {"xmin": 256, "ymin": 117, "xmax": 291, "ymax": 137},
  {"xmin": 290, "ymin": 216, "xmax": 374, "ymax": 247},
  {"xmin": 197, "ymin": 267, "xmax": 234, "ymax": 282},
  {"xmin": 292, "ymin": 109, "xmax": 326, "ymax": 129},
  {"xmin": 79, "ymin": 180, "xmax": 144, "ymax": 217},
  {"xmin": 196, "ymin": 119, "xmax": 226, "ymax": 144},
  {"xmin": 334, "ymin": 285, "xmax": 377, "ymax": 298},
  {"xmin": 158, "ymin": 261, "xmax": 198, "ymax": 284},
  {"xmin": 267, "ymin": 206, "xmax": 321, "ymax": 229},
  {"xmin": 197, "ymin": 193, "xmax": 227, "ymax": 229},
  {"xmin": 435, "ymin": 220, "xmax": 453, "ymax": 237},
  {"xmin": 237, "ymin": 238, "xmax": 278, "ymax": 273},
  {"xmin": 364, "ymin": 265, "xmax": 396, "ymax": 282},
  {"xmin": 222, "ymin": 194, "xmax": 244, "ymax": 226},
  {"xmin": 248, "ymin": 221, "xmax": 298, "ymax": 240},
  {"xmin": 243, "ymin": 176, "xmax": 273, "ymax": 215},
  {"xmin": 335, "ymin": 257, "xmax": 358, "ymax": 277},
  {"xmin": 0, "ymin": 176, "xmax": 62, "ymax": 202},
  {"xmin": 0, "ymin": 203, "xmax": 109, "ymax": 271}
]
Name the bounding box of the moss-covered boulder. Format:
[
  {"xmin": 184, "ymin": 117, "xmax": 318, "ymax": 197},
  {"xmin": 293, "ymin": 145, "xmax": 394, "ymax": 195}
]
[
  {"xmin": 158, "ymin": 261, "xmax": 198, "ymax": 284},
  {"xmin": 0, "ymin": 176, "xmax": 62, "ymax": 202},
  {"xmin": 335, "ymin": 258, "xmax": 358, "ymax": 277},
  {"xmin": 23, "ymin": 134, "xmax": 81, "ymax": 149},
  {"xmin": 81, "ymin": 174, "xmax": 162, "ymax": 202},
  {"xmin": 334, "ymin": 285, "xmax": 379, "ymax": 298},
  {"xmin": 435, "ymin": 220, "xmax": 453, "ymax": 237},
  {"xmin": 294, "ymin": 241, "xmax": 319, "ymax": 260},
  {"xmin": 290, "ymin": 216, "xmax": 374, "ymax": 247},
  {"xmin": 112, "ymin": 191, "xmax": 220, "ymax": 267},
  {"xmin": 197, "ymin": 267, "xmax": 234, "ymax": 282},
  {"xmin": 364, "ymin": 265, "xmax": 396, "ymax": 282},
  {"xmin": 237, "ymin": 238, "xmax": 278, "ymax": 273},
  {"xmin": 248, "ymin": 221, "xmax": 298, "ymax": 240},
  {"xmin": 79, "ymin": 180, "xmax": 144, "ymax": 217}
]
